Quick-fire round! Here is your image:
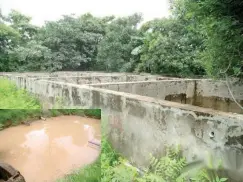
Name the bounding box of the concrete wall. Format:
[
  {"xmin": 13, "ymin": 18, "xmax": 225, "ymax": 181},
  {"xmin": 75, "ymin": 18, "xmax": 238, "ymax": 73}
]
[
  {"xmin": 89, "ymin": 79, "xmax": 196, "ymax": 99},
  {"xmin": 37, "ymin": 75, "xmax": 162, "ymax": 84},
  {"xmin": 0, "ymin": 71, "xmax": 162, "ymax": 77},
  {"xmin": 90, "ymin": 79, "xmax": 243, "ymax": 114},
  {"xmin": 2, "ymin": 73, "xmax": 243, "ymax": 181},
  {"xmin": 19, "ymin": 80, "xmax": 243, "ymax": 181},
  {"xmin": 0, "ymin": 71, "xmax": 130, "ymax": 78}
]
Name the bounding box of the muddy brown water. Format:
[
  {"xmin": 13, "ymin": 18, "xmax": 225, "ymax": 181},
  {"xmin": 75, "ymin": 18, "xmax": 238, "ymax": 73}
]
[{"xmin": 0, "ymin": 116, "xmax": 101, "ymax": 182}]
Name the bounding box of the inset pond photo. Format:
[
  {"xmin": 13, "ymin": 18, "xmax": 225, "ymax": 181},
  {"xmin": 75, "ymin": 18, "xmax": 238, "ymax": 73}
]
[{"xmin": 0, "ymin": 109, "xmax": 101, "ymax": 182}]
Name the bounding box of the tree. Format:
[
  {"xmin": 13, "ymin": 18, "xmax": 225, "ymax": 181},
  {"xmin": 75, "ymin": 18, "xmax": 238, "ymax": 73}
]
[
  {"xmin": 136, "ymin": 17, "xmax": 205, "ymax": 77},
  {"xmin": 0, "ymin": 9, "xmax": 21, "ymax": 71},
  {"xmin": 6, "ymin": 10, "xmax": 39, "ymax": 43},
  {"xmin": 0, "ymin": 10, "xmax": 39, "ymax": 71},
  {"xmin": 173, "ymin": 0, "xmax": 243, "ymax": 78},
  {"xmin": 37, "ymin": 13, "xmax": 107, "ymax": 71},
  {"xmin": 8, "ymin": 40, "xmax": 53, "ymax": 71},
  {"xmin": 97, "ymin": 13, "xmax": 143, "ymax": 72}
]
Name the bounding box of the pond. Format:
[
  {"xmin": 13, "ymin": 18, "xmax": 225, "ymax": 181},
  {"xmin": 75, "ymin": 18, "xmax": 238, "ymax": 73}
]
[{"xmin": 0, "ymin": 115, "xmax": 101, "ymax": 182}]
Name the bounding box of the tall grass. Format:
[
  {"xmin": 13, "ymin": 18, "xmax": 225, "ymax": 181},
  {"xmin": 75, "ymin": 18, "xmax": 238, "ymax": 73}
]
[
  {"xmin": 0, "ymin": 78, "xmax": 101, "ymax": 129},
  {"xmin": 0, "ymin": 78, "xmax": 42, "ymax": 128},
  {"xmin": 0, "ymin": 78, "xmax": 41, "ymax": 109}
]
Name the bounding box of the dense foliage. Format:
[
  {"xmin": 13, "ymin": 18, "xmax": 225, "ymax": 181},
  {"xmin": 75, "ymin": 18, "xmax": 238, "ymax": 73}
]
[
  {"xmin": 1, "ymin": 0, "xmax": 242, "ymax": 78},
  {"xmin": 97, "ymin": 13, "xmax": 143, "ymax": 72},
  {"xmin": 174, "ymin": 0, "xmax": 243, "ymax": 78},
  {"xmin": 99, "ymin": 142, "xmax": 228, "ymax": 182},
  {"xmin": 136, "ymin": 17, "xmax": 205, "ymax": 77}
]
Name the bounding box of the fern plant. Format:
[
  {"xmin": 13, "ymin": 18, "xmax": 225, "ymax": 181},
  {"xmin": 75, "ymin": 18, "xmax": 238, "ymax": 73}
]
[
  {"xmin": 191, "ymin": 169, "xmax": 227, "ymax": 182},
  {"xmin": 138, "ymin": 145, "xmax": 187, "ymax": 182},
  {"xmin": 189, "ymin": 154, "xmax": 228, "ymax": 182},
  {"xmin": 136, "ymin": 146, "xmax": 228, "ymax": 182},
  {"xmin": 101, "ymin": 141, "xmax": 229, "ymax": 182}
]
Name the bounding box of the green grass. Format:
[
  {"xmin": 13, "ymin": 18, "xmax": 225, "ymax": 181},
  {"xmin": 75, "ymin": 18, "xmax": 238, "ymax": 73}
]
[
  {"xmin": 0, "ymin": 109, "xmax": 101, "ymax": 129},
  {"xmin": 48, "ymin": 109, "xmax": 101, "ymax": 119},
  {"xmin": 0, "ymin": 109, "xmax": 42, "ymax": 127},
  {"xmin": 0, "ymin": 78, "xmax": 101, "ymax": 129},
  {"xmin": 0, "ymin": 78, "xmax": 42, "ymax": 128},
  {"xmin": 0, "ymin": 78, "xmax": 41, "ymax": 109},
  {"xmin": 56, "ymin": 157, "xmax": 101, "ymax": 182}
]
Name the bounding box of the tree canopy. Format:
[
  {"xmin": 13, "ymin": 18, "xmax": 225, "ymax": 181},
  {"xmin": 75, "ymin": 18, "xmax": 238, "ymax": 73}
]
[{"xmin": 0, "ymin": 2, "xmax": 242, "ymax": 79}]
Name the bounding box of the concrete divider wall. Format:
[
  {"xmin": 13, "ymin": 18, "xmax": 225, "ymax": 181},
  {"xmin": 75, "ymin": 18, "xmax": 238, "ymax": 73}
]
[
  {"xmin": 37, "ymin": 75, "xmax": 161, "ymax": 84},
  {"xmin": 89, "ymin": 80, "xmax": 196, "ymax": 99},
  {"xmin": 89, "ymin": 79, "xmax": 243, "ymax": 114},
  {"xmin": 2, "ymin": 73, "xmax": 243, "ymax": 181},
  {"xmin": 0, "ymin": 71, "xmax": 153, "ymax": 77}
]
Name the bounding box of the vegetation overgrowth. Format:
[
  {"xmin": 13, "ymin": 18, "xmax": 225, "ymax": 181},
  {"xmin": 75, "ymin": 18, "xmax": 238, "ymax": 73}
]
[
  {"xmin": 0, "ymin": 78, "xmax": 41, "ymax": 129},
  {"xmin": 0, "ymin": 78, "xmax": 41, "ymax": 109},
  {"xmin": 99, "ymin": 142, "xmax": 228, "ymax": 182},
  {"xmin": 1, "ymin": 0, "xmax": 242, "ymax": 79}
]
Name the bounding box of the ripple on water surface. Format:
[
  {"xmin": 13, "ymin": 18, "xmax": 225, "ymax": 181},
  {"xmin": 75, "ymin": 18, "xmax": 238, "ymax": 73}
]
[{"xmin": 0, "ymin": 115, "xmax": 101, "ymax": 182}]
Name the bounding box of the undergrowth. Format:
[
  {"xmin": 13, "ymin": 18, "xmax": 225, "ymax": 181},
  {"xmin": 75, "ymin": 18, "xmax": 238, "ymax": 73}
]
[
  {"xmin": 0, "ymin": 78, "xmax": 41, "ymax": 109},
  {"xmin": 100, "ymin": 143, "xmax": 228, "ymax": 182},
  {"xmin": 56, "ymin": 157, "xmax": 101, "ymax": 182},
  {"xmin": 0, "ymin": 109, "xmax": 101, "ymax": 130},
  {"xmin": 0, "ymin": 78, "xmax": 42, "ymax": 127}
]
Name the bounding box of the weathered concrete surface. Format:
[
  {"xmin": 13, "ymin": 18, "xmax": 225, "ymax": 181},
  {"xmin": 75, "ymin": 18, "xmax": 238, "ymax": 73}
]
[
  {"xmin": 36, "ymin": 75, "xmax": 162, "ymax": 84},
  {"xmin": 0, "ymin": 71, "xmax": 154, "ymax": 77},
  {"xmin": 1, "ymin": 72, "xmax": 243, "ymax": 181},
  {"xmin": 0, "ymin": 72, "xmax": 129, "ymax": 79},
  {"xmin": 90, "ymin": 79, "xmax": 243, "ymax": 114}
]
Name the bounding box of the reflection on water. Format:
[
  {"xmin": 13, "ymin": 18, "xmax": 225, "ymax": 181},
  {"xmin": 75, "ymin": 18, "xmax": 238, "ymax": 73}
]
[{"xmin": 0, "ymin": 115, "xmax": 100, "ymax": 182}]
